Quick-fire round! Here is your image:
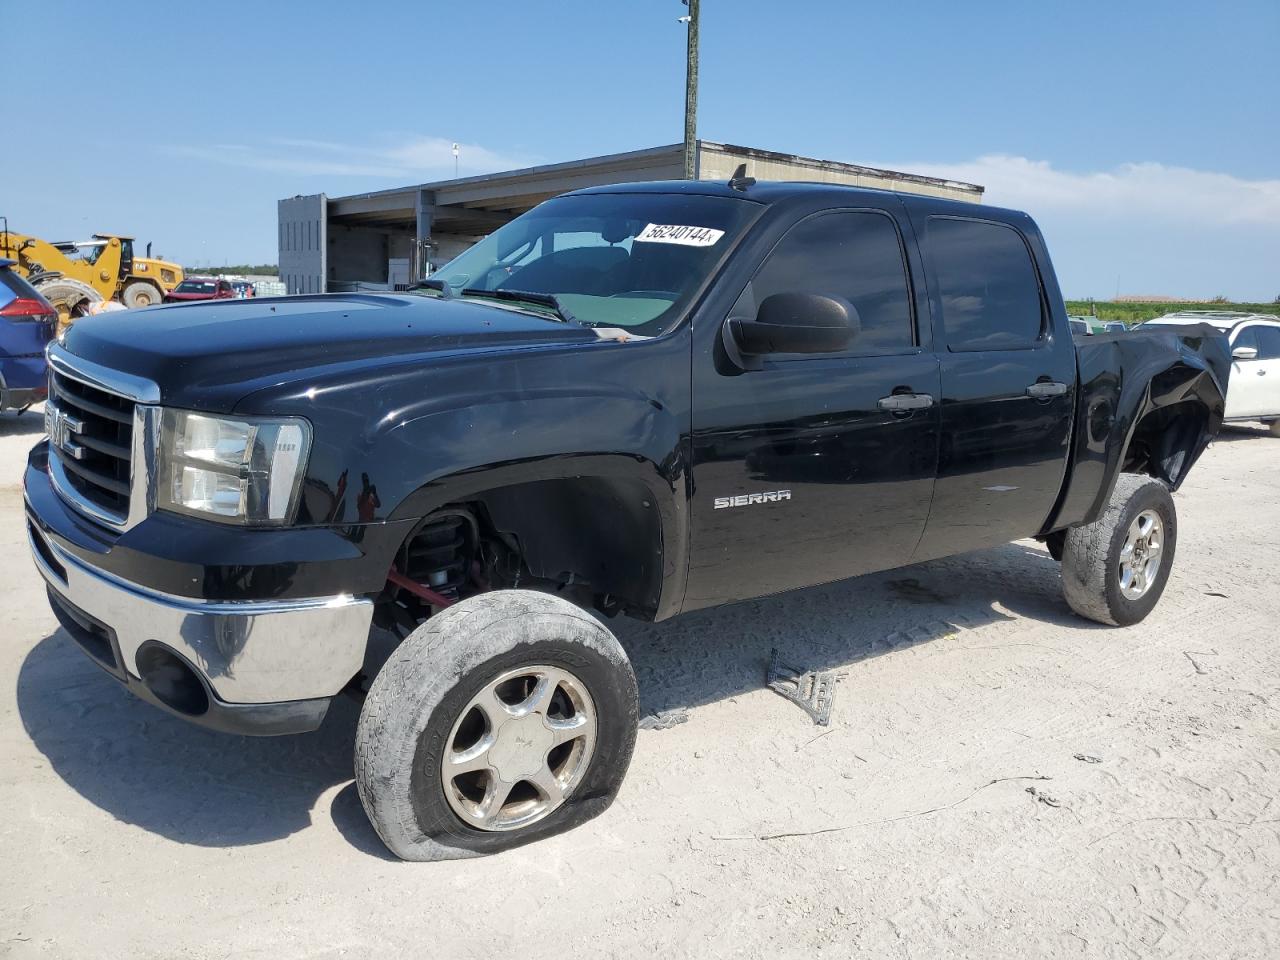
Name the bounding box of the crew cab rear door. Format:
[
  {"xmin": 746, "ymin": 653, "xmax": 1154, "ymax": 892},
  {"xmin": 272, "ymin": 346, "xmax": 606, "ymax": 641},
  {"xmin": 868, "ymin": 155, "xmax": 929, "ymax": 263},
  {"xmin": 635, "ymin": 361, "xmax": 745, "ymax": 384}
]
[
  {"xmin": 904, "ymin": 200, "xmax": 1077, "ymax": 561},
  {"xmin": 685, "ymin": 202, "xmax": 941, "ymax": 611}
]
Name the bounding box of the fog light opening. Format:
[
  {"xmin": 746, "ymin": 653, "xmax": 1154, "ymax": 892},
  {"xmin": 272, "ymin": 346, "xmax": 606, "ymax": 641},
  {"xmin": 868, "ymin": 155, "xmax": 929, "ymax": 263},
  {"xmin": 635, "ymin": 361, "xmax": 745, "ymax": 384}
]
[{"xmin": 135, "ymin": 643, "xmax": 210, "ymax": 717}]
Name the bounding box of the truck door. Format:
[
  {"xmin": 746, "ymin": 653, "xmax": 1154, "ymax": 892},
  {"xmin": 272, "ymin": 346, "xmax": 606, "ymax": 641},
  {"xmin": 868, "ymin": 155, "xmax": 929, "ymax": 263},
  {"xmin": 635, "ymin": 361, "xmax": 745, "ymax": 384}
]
[
  {"xmin": 685, "ymin": 205, "xmax": 941, "ymax": 611},
  {"xmin": 905, "ymin": 206, "xmax": 1076, "ymax": 561},
  {"xmin": 1225, "ymin": 323, "xmax": 1280, "ymax": 420}
]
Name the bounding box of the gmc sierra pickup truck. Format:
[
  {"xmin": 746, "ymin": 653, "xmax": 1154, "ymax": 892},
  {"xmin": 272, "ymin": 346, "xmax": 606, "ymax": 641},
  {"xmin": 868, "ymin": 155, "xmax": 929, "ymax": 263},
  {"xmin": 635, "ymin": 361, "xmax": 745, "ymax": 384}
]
[{"xmin": 24, "ymin": 179, "xmax": 1229, "ymax": 861}]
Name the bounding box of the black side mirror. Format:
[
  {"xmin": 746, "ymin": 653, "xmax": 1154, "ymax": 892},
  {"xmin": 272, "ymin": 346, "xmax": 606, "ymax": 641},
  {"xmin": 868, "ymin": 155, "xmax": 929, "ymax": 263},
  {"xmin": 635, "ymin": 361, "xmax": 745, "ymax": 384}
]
[{"xmin": 728, "ymin": 292, "xmax": 857, "ymax": 361}]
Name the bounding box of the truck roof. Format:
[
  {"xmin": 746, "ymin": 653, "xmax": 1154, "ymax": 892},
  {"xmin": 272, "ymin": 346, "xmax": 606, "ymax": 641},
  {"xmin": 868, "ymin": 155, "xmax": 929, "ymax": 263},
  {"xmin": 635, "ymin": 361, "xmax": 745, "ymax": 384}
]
[{"xmin": 568, "ymin": 178, "xmax": 1012, "ymax": 220}]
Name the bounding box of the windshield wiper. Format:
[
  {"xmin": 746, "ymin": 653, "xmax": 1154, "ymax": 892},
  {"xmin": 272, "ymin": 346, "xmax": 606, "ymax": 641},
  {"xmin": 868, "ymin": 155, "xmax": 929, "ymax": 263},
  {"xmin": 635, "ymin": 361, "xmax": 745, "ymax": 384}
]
[
  {"xmin": 459, "ymin": 288, "xmax": 580, "ymax": 325},
  {"xmin": 410, "ymin": 278, "xmax": 456, "ymax": 299}
]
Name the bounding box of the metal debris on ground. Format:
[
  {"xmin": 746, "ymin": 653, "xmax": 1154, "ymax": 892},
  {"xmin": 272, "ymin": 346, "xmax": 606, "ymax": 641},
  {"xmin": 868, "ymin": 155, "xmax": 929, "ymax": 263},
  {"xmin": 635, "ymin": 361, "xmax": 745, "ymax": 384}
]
[
  {"xmin": 638, "ymin": 708, "xmax": 690, "ymax": 731},
  {"xmin": 1026, "ymin": 785, "xmax": 1061, "ymax": 808},
  {"xmin": 1182, "ymin": 650, "xmax": 1216, "ymax": 675},
  {"xmin": 767, "ymin": 648, "xmax": 837, "ymax": 726},
  {"xmin": 1074, "ymin": 753, "xmax": 1103, "ymax": 764}
]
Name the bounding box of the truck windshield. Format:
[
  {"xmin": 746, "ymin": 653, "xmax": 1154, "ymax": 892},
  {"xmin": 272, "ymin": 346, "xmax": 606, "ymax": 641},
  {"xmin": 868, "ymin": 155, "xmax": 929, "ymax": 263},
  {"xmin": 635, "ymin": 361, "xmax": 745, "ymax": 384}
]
[{"xmin": 429, "ymin": 193, "xmax": 758, "ymax": 336}]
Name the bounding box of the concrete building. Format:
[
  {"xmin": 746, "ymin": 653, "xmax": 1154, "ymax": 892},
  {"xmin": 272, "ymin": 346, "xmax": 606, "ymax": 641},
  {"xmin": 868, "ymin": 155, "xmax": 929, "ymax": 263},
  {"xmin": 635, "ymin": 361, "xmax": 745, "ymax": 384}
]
[{"xmin": 278, "ymin": 141, "xmax": 984, "ymax": 294}]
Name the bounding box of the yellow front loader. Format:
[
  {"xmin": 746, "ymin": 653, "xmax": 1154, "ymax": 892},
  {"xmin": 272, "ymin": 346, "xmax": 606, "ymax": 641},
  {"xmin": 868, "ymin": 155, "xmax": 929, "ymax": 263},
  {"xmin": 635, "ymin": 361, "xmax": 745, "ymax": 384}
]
[{"xmin": 0, "ymin": 225, "xmax": 184, "ymax": 327}]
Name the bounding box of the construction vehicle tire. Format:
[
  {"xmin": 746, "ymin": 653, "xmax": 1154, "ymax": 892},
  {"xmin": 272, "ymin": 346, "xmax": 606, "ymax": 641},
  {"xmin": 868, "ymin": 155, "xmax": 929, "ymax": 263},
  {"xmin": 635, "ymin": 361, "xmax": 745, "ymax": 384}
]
[{"xmin": 122, "ymin": 281, "xmax": 162, "ymax": 309}]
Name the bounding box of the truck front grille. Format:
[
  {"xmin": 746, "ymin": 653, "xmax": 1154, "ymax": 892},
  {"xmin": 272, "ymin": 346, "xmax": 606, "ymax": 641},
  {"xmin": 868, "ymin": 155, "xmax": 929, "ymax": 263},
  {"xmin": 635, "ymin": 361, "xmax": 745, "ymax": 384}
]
[{"xmin": 47, "ymin": 370, "xmax": 136, "ymax": 521}]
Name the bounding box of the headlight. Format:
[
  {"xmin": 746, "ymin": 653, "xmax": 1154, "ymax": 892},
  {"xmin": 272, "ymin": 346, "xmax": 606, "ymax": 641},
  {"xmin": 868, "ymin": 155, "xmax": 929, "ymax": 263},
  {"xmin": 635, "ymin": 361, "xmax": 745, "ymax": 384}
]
[{"xmin": 157, "ymin": 410, "xmax": 311, "ymax": 525}]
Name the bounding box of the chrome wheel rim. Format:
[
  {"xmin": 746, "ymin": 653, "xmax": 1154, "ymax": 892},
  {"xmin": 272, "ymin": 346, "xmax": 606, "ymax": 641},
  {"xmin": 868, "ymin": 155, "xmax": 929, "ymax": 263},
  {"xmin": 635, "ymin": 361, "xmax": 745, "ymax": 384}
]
[
  {"xmin": 1119, "ymin": 509, "xmax": 1164, "ymax": 600},
  {"xmin": 441, "ymin": 664, "xmax": 596, "ymax": 832}
]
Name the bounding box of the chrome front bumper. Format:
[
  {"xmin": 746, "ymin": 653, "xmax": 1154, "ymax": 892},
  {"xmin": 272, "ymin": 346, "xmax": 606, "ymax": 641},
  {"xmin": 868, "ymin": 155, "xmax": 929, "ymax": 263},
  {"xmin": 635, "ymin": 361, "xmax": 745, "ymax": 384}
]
[{"xmin": 27, "ymin": 518, "xmax": 374, "ymax": 715}]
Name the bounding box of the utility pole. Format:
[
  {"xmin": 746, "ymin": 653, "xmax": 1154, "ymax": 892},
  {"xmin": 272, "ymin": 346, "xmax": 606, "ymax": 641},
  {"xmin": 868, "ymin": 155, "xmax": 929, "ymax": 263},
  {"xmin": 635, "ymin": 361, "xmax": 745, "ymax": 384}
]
[{"xmin": 682, "ymin": 0, "xmax": 699, "ymax": 180}]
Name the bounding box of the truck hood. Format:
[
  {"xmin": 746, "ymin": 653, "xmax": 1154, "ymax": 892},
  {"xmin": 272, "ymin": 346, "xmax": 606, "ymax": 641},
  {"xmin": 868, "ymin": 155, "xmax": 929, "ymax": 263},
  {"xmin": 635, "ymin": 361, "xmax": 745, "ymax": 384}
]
[{"xmin": 58, "ymin": 293, "xmax": 602, "ymax": 410}]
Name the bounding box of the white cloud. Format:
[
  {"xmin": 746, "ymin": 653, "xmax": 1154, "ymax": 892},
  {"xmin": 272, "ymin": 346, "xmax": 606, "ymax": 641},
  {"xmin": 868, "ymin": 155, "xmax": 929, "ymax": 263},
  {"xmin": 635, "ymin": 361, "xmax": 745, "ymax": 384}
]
[
  {"xmin": 166, "ymin": 135, "xmax": 534, "ymax": 180},
  {"xmin": 889, "ymin": 155, "xmax": 1280, "ymax": 226},
  {"xmin": 880, "ymin": 155, "xmax": 1280, "ymax": 300}
]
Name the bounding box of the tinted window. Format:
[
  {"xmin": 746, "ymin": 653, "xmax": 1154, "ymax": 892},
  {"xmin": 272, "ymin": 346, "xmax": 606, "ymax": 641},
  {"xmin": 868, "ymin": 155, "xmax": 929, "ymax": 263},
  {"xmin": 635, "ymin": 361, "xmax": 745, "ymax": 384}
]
[
  {"xmin": 1233, "ymin": 327, "xmax": 1258, "ymax": 353},
  {"xmin": 1240, "ymin": 325, "xmax": 1280, "ymax": 360},
  {"xmin": 930, "ymin": 218, "xmax": 1043, "ymax": 351},
  {"xmin": 746, "ymin": 210, "xmax": 914, "ymax": 355}
]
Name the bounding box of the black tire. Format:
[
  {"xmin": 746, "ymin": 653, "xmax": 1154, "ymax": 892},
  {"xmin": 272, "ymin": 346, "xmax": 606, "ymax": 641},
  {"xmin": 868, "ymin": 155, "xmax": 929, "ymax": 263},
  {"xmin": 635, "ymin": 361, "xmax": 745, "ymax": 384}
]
[
  {"xmin": 121, "ymin": 281, "xmax": 161, "ymax": 308},
  {"xmin": 354, "ymin": 590, "xmax": 639, "ymax": 861},
  {"xmin": 1061, "ymin": 473, "xmax": 1177, "ymax": 626}
]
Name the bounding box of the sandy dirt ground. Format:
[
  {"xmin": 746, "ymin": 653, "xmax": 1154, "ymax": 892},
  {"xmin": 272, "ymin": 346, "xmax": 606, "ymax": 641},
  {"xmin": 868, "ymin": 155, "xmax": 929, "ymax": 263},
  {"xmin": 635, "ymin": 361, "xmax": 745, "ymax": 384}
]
[{"xmin": 1, "ymin": 405, "xmax": 1277, "ymax": 959}]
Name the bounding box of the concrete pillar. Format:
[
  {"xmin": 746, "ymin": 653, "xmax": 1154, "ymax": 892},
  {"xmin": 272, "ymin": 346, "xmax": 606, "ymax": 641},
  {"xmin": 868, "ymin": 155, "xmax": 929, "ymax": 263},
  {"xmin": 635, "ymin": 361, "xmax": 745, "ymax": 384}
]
[{"xmin": 414, "ymin": 189, "xmax": 435, "ymax": 280}]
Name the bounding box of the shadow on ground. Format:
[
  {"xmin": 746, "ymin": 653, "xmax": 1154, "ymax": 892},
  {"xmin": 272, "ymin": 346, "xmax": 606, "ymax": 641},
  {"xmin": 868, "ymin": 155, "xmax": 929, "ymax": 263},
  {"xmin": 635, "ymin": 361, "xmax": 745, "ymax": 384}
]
[
  {"xmin": 0, "ymin": 407, "xmax": 44, "ymax": 437},
  {"xmin": 1212, "ymin": 423, "xmax": 1277, "ymax": 444},
  {"xmin": 17, "ymin": 539, "xmax": 1087, "ymax": 855}
]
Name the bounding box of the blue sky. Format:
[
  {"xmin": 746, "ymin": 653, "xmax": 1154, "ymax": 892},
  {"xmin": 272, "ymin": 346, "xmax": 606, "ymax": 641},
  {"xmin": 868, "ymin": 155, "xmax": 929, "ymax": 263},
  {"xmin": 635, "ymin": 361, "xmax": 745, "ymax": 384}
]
[{"xmin": 5, "ymin": 0, "xmax": 1277, "ymax": 300}]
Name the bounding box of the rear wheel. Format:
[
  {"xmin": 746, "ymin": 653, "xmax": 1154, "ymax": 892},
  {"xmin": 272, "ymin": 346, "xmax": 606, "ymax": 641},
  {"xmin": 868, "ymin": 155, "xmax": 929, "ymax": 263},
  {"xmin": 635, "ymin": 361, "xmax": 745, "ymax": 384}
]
[
  {"xmin": 1061, "ymin": 473, "xmax": 1177, "ymax": 626},
  {"xmin": 354, "ymin": 590, "xmax": 638, "ymax": 861},
  {"xmin": 121, "ymin": 281, "xmax": 161, "ymax": 308}
]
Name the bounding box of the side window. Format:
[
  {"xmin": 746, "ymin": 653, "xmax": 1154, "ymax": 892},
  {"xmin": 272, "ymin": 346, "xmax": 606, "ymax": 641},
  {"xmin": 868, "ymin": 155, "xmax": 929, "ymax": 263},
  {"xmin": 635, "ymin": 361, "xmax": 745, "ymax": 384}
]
[
  {"xmin": 1232, "ymin": 327, "xmax": 1259, "ymax": 355},
  {"xmin": 1251, "ymin": 326, "xmax": 1280, "ymax": 360},
  {"xmin": 929, "ymin": 217, "xmax": 1044, "ymax": 351},
  {"xmin": 745, "ymin": 210, "xmax": 914, "ymax": 356}
]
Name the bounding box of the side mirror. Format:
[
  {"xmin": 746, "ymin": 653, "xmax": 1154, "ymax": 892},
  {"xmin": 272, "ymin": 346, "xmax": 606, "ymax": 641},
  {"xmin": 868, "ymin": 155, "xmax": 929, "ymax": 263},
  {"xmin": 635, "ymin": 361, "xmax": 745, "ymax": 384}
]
[
  {"xmin": 728, "ymin": 292, "xmax": 857, "ymax": 358},
  {"xmin": 1233, "ymin": 345, "xmax": 1258, "ymax": 361}
]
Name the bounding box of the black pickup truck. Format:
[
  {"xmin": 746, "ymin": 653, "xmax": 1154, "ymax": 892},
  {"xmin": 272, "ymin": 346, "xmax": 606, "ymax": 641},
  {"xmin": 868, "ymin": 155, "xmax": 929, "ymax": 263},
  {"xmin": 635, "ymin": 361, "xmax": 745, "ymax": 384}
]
[{"xmin": 24, "ymin": 179, "xmax": 1229, "ymax": 860}]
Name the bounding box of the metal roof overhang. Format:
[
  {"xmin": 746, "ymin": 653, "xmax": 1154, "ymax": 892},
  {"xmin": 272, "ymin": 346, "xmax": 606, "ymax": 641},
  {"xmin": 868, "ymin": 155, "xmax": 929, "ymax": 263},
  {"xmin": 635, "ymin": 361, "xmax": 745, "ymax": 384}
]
[
  {"xmin": 329, "ymin": 144, "xmax": 688, "ymax": 231},
  {"xmin": 324, "ymin": 141, "xmax": 985, "ymax": 233}
]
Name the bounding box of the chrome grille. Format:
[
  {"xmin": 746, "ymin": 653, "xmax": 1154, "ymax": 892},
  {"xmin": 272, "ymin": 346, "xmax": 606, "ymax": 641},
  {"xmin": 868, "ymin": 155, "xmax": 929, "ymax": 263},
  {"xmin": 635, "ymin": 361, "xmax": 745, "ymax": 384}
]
[{"xmin": 47, "ymin": 369, "xmax": 136, "ymax": 521}]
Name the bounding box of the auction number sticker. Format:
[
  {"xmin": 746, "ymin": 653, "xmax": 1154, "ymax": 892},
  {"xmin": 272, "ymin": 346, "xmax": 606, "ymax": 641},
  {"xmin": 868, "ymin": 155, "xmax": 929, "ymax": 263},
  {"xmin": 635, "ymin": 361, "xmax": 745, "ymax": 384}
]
[{"xmin": 634, "ymin": 223, "xmax": 725, "ymax": 247}]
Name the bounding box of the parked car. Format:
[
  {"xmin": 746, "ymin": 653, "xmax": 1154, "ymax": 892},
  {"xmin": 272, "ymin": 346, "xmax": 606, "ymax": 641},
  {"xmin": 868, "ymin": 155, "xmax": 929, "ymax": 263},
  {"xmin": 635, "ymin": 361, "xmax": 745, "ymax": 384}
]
[
  {"xmin": 1144, "ymin": 311, "xmax": 1280, "ymax": 435},
  {"xmin": 230, "ymin": 280, "xmax": 256, "ymax": 298},
  {"xmin": 1103, "ymin": 321, "xmax": 1127, "ymax": 334},
  {"xmin": 1069, "ymin": 318, "xmax": 1091, "ymax": 336},
  {"xmin": 162, "ymin": 276, "xmax": 236, "ymax": 303},
  {"xmin": 25, "ymin": 180, "xmax": 1229, "ymax": 861},
  {"xmin": 0, "ymin": 258, "xmax": 55, "ymax": 412}
]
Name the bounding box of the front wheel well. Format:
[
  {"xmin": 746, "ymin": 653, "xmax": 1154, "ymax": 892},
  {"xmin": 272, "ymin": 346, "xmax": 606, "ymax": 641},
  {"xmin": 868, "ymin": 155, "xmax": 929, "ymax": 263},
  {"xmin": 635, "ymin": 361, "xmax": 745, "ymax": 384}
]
[{"xmin": 381, "ymin": 477, "xmax": 666, "ymax": 631}]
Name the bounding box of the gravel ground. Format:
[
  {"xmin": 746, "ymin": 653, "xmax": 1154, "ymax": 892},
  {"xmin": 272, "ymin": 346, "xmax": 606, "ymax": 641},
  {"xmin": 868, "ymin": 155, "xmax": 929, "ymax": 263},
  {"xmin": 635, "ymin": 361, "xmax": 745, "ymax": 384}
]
[{"xmin": 2, "ymin": 406, "xmax": 1277, "ymax": 959}]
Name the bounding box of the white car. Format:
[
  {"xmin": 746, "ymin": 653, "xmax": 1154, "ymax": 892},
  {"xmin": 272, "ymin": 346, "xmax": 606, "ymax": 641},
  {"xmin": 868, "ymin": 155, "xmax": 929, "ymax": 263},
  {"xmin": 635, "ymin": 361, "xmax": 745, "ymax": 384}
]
[{"xmin": 1144, "ymin": 312, "xmax": 1280, "ymax": 436}]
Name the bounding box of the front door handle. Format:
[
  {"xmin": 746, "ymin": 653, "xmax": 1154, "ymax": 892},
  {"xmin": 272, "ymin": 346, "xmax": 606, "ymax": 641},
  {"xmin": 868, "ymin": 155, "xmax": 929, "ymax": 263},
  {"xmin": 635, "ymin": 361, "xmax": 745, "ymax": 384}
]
[
  {"xmin": 877, "ymin": 393, "xmax": 935, "ymax": 412},
  {"xmin": 1026, "ymin": 380, "xmax": 1068, "ymax": 399}
]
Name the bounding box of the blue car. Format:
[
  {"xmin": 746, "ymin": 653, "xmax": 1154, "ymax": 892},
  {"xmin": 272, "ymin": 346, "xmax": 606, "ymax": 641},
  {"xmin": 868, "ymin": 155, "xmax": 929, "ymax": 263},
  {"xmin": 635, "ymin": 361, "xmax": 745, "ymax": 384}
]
[{"xmin": 0, "ymin": 259, "xmax": 55, "ymax": 412}]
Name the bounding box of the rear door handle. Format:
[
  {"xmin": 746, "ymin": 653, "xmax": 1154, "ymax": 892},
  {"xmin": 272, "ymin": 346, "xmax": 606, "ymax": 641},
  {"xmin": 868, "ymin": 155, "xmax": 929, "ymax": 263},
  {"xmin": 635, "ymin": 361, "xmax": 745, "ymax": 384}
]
[
  {"xmin": 1026, "ymin": 380, "xmax": 1068, "ymax": 399},
  {"xmin": 877, "ymin": 393, "xmax": 935, "ymax": 412}
]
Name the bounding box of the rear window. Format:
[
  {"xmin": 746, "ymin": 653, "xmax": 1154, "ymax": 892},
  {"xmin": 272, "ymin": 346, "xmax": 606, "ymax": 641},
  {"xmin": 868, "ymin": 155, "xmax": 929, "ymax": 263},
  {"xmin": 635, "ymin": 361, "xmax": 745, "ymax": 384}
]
[
  {"xmin": 0, "ymin": 267, "xmax": 44, "ymax": 309},
  {"xmin": 929, "ymin": 217, "xmax": 1044, "ymax": 351}
]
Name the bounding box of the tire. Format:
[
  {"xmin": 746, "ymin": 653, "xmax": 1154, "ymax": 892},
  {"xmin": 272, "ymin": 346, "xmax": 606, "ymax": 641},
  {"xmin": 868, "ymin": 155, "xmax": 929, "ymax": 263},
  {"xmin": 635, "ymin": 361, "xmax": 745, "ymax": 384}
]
[
  {"xmin": 354, "ymin": 589, "xmax": 639, "ymax": 861},
  {"xmin": 1061, "ymin": 473, "xmax": 1177, "ymax": 626},
  {"xmin": 1269, "ymin": 420, "xmax": 1280, "ymax": 438},
  {"xmin": 121, "ymin": 281, "xmax": 161, "ymax": 308},
  {"xmin": 33, "ymin": 277, "xmax": 101, "ymax": 333}
]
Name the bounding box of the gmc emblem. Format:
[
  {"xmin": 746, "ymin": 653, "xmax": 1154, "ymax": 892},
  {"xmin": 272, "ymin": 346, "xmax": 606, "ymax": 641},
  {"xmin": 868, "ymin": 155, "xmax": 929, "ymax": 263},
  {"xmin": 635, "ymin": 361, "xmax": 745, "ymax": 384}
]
[{"xmin": 47, "ymin": 407, "xmax": 86, "ymax": 460}]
